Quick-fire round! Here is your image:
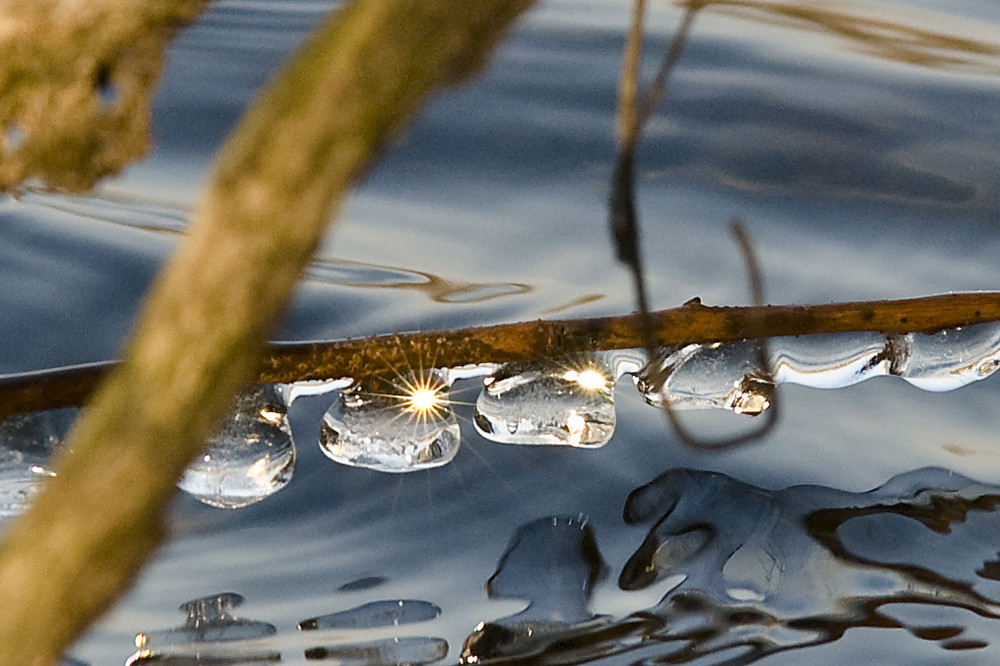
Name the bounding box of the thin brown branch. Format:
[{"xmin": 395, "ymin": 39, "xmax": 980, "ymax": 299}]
[
  {"xmin": 0, "ymin": 0, "xmax": 209, "ymax": 192},
  {"xmin": 3, "ymin": 291, "xmax": 999, "ymax": 419},
  {"xmin": 616, "ymin": 0, "xmax": 646, "ymax": 149}
]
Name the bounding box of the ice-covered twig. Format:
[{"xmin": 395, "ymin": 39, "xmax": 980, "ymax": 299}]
[{"xmin": 2, "ymin": 291, "xmax": 1000, "ymax": 419}]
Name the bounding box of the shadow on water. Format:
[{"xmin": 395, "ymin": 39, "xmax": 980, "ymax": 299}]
[{"xmin": 125, "ymin": 465, "xmax": 1000, "ymax": 665}]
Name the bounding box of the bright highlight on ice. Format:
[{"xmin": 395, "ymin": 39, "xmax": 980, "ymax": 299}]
[
  {"xmin": 406, "ymin": 386, "xmax": 443, "ymax": 414},
  {"xmin": 563, "ymin": 368, "xmax": 608, "ymax": 391}
]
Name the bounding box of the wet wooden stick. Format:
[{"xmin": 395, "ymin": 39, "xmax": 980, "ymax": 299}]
[{"xmin": 3, "ymin": 291, "xmax": 999, "ymax": 419}]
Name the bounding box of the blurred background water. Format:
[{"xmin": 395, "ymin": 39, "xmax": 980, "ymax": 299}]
[{"xmin": 3, "ymin": 0, "xmax": 1000, "ymax": 663}]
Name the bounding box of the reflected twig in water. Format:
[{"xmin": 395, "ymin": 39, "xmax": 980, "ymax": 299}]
[
  {"xmin": 657, "ymin": 221, "xmax": 779, "ymax": 450},
  {"xmin": 611, "ymin": 2, "xmax": 778, "ymax": 450},
  {"xmin": 610, "ymin": 1, "xmax": 700, "ymax": 340},
  {"xmin": 704, "ymin": 0, "xmax": 1000, "ymax": 74},
  {"xmin": 461, "ymin": 467, "xmax": 1000, "ymax": 665}
]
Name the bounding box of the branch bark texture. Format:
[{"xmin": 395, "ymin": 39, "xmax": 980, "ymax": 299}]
[{"xmin": 0, "ymin": 0, "xmax": 208, "ymax": 191}]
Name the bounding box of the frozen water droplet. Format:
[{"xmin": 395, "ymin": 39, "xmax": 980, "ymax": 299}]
[
  {"xmin": 0, "ymin": 408, "xmax": 75, "ymax": 517},
  {"xmin": 304, "ymin": 636, "xmax": 448, "ymax": 664},
  {"xmin": 298, "ymin": 599, "xmax": 441, "ymax": 631},
  {"xmin": 726, "ymin": 373, "xmax": 774, "ymax": 416},
  {"xmin": 133, "ymin": 592, "xmax": 276, "ymax": 649},
  {"xmin": 896, "ymin": 323, "xmax": 1000, "ymax": 391},
  {"xmin": 319, "ymin": 369, "xmax": 460, "ymax": 472},
  {"xmin": 473, "ymin": 359, "xmax": 615, "ymax": 447},
  {"xmin": 769, "ymin": 332, "xmax": 898, "ymax": 388},
  {"xmin": 462, "ymin": 516, "xmax": 609, "ymax": 664},
  {"xmin": 636, "ymin": 343, "xmax": 772, "ymax": 415},
  {"xmin": 178, "ymin": 385, "xmax": 295, "ymax": 509}
]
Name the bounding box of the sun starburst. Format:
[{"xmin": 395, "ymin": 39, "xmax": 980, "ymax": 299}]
[
  {"xmin": 357, "ymin": 364, "xmax": 454, "ymax": 426},
  {"xmin": 402, "ymin": 381, "xmax": 447, "ymax": 416}
]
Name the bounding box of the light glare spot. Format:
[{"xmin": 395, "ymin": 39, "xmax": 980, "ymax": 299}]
[
  {"xmin": 575, "ymin": 369, "xmax": 607, "ymax": 390},
  {"xmin": 246, "ymin": 457, "xmax": 269, "ymax": 479},
  {"xmin": 406, "ymin": 386, "xmax": 442, "ymax": 414},
  {"xmin": 565, "ymin": 410, "xmax": 586, "ymax": 446},
  {"xmin": 259, "ymin": 407, "xmax": 284, "ymax": 425},
  {"xmin": 564, "ymin": 368, "xmax": 607, "ymax": 390}
]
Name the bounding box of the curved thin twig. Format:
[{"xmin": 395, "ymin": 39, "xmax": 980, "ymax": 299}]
[{"xmin": 656, "ymin": 220, "xmax": 779, "ymax": 450}]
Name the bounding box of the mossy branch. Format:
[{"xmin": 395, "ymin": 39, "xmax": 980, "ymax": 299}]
[
  {"xmin": 0, "ymin": 1, "xmax": 535, "ymax": 664},
  {"xmin": 2, "ymin": 291, "xmax": 1000, "ymax": 419},
  {"xmin": 0, "ymin": 0, "xmax": 209, "ymax": 192}
]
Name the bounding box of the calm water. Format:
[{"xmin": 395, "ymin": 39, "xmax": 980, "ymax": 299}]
[{"xmin": 4, "ymin": 0, "xmax": 1000, "ymax": 663}]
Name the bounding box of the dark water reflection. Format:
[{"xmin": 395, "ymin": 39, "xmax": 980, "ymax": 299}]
[
  {"xmin": 460, "ymin": 467, "xmax": 1000, "ymax": 664},
  {"xmin": 128, "ymin": 467, "xmax": 1000, "ymax": 665}
]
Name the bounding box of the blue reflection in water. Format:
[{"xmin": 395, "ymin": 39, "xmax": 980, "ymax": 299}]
[
  {"xmin": 298, "ymin": 599, "xmax": 441, "ymax": 631},
  {"xmin": 123, "ymin": 466, "xmax": 1000, "ymax": 665},
  {"xmin": 457, "ymin": 467, "xmax": 1000, "ymax": 664},
  {"xmin": 2, "ymin": 0, "xmax": 999, "ymax": 664}
]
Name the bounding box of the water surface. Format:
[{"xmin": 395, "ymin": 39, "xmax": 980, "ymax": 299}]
[{"xmin": 3, "ymin": 0, "xmax": 1000, "ymax": 663}]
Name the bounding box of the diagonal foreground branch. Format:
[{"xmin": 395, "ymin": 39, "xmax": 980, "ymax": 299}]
[
  {"xmin": 3, "ymin": 291, "xmax": 1000, "ymax": 419},
  {"xmin": 0, "ymin": 1, "xmax": 535, "ymax": 664}
]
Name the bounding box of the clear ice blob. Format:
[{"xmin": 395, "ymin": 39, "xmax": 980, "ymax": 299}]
[
  {"xmin": 473, "ymin": 358, "xmax": 616, "ymax": 447},
  {"xmin": 134, "ymin": 593, "xmax": 276, "ymax": 648},
  {"xmin": 461, "ymin": 516, "xmax": 609, "ymax": 664},
  {"xmin": 894, "ymin": 323, "xmax": 1000, "ymax": 391},
  {"xmin": 769, "ymin": 332, "xmax": 900, "ymax": 389},
  {"xmin": 0, "ymin": 408, "xmax": 75, "ymax": 517},
  {"xmin": 631, "ymin": 322, "xmax": 1000, "ymax": 417},
  {"xmin": 178, "ymin": 385, "xmax": 296, "ymax": 509},
  {"xmin": 319, "ymin": 369, "xmax": 460, "ymax": 473},
  {"xmin": 634, "ymin": 343, "xmax": 773, "ymax": 415},
  {"xmin": 304, "ymin": 636, "xmax": 448, "ymax": 664},
  {"xmin": 299, "ymin": 599, "xmax": 441, "ymax": 630}
]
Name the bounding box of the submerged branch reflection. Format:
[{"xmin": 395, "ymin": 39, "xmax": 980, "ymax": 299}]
[
  {"xmin": 124, "ymin": 467, "xmax": 1000, "ymax": 664},
  {"xmin": 463, "ymin": 467, "xmax": 1000, "ymax": 664},
  {"xmin": 702, "ymin": 0, "xmax": 1000, "ymax": 75}
]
